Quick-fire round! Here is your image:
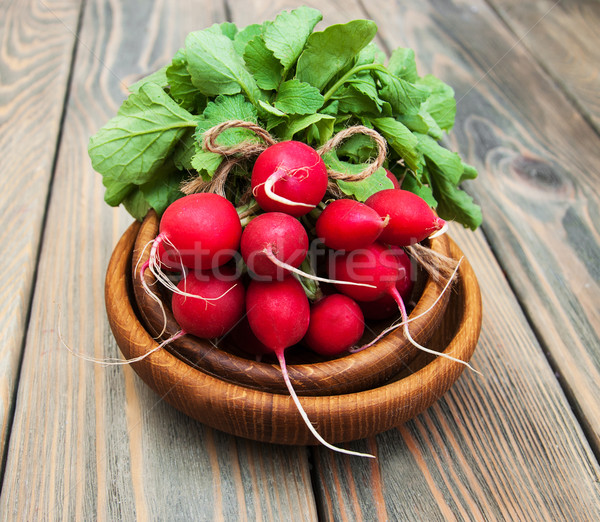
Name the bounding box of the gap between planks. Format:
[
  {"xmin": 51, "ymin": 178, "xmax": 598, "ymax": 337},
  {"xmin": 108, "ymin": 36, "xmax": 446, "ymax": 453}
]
[{"xmin": 0, "ymin": 0, "xmax": 88, "ymax": 489}]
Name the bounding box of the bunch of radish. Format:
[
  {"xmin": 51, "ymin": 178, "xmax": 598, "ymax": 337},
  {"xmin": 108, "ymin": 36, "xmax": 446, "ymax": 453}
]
[{"xmin": 142, "ymin": 140, "xmax": 452, "ymax": 458}]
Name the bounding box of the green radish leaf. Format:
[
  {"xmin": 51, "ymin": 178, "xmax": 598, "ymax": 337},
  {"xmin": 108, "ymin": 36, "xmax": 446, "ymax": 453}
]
[
  {"xmin": 279, "ymin": 113, "xmax": 335, "ymax": 142},
  {"xmin": 427, "ymin": 160, "xmax": 482, "ymax": 230},
  {"xmin": 375, "ymin": 71, "xmax": 430, "ymax": 116},
  {"xmin": 233, "ymin": 24, "xmax": 262, "ymax": 56},
  {"xmin": 196, "ymin": 94, "xmax": 258, "ymax": 145},
  {"xmin": 416, "ymin": 133, "xmax": 463, "ymax": 185},
  {"xmin": 398, "ymin": 107, "xmax": 443, "ymax": 139},
  {"xmin": 400, "ymin": 172, "xmax": 437, "ymax": 207},
  {"xmin": 102, "ymin": 177, "xmax": 134, "ymax": 207},
  {"xmin": 332, "ymin": 85, "xmax": 381, "ymax": 116},
  {"xmin": 347, "ymin": 74, "xmax": 387, "ymax": 112},
  {"xmin": 172, "ymin": 128, "xmax": 197, "ymax": 171},
  {"xmin": 258, "ymin": 100, "xmax": 287, "ymax": 117},
  {"xmin": 122, "ymin": 189, "xmax": 151, "ymax": 221},
  {"xmin": 217, "ymin": 22, "xmax": 238, "ymax": 40},
  {"xmin": 128, "ymin": 66, "xmax": 168, "ymax": 94},
  {"xmin": 460, "ymin": 162, "xmax": 479, "ymax": 182},
  {"xmin": 88, "ymin": 83, "xmax": 197, "ymax": 184},
  {"xmin": 354, "ymin": 42, "xmax": 386, "ymax": 67},
  {"xmin": 336, "ymin": 134, "xmax": 379, "ymax": 164},
  {"xmin": 190, "ymin": 149, "xmax": 223, "ymax": 179},
  {"xmin": 166, "ymin": 49, "xmax": 207, "ymax": 112},
  {"xmin": 418, "ymin": 74, "xmax": 456, "ymax": 131},
  {"xmin": 335, "ymin": 167, "xmax": 394, "ymax": 201},
  {"xmin": 185, "ymin": 29, "xmax": 261, "ymax": 103},
  {"xmin": 306, "ymin": 117, "xmax": 335, "ymax": 144},
  {"xmin": 139, "ymin": 167, "xmax": 186, "ymax": 216},
  {"xmin": 263, "ymin": 6, "xmax": 322, "ymax": 70},
  {"xmin": 243, "ymin": 36, "xmax": 283, "ymax": 90},
  {"xmin": 296, "ymin": 20, "xmax": 378, "ymax": 90},
  {"xmin": 191, "ymin": 94, "xmax": 259, "ymax": 178},
  {"xmin": 274, "ymin": 79, "xmax": 324, "ymax": 115},
  {"xmin": 372, "ymin": 117, "xmax": 421, "ymax": 174},
  {"xmin": 387, "ymin": 48, "xmax": 418, "ymax": 82},
  {"xmin": 322, "ymin": 150, "xmax": 393, "ymax": 200},
  {"xmin": 264, "ymin": 113, "xmax": 287, "ymax": 131}
]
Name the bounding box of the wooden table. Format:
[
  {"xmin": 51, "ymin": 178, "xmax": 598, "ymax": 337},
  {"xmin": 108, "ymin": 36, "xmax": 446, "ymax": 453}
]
[{"xmin": 1, "ymin": 0, "xmax": 599, "ymax": 519}]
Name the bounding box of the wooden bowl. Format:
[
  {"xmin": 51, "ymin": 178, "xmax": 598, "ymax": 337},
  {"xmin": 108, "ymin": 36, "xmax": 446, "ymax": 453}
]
[
  {"xmin": 105, "ymin": 221, "xmax": 482, "ymax": 445},
  {"xmin": 130, "ymin": 211, "xmax": 453, "ymax": 396}
]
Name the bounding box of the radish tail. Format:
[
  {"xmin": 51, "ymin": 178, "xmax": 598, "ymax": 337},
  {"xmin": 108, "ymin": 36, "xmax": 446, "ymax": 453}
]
[
  {"xmin": 276, "ymin": 350, "xmax": 375, "ymax": 459},
  {"xmin": 263, "ymin": 249, "xmax": 376, "ymax": 289},
  {"xmin": 62, "ymin": 328, "xmax": 186, "ymax": 367},
  {"xmin": 262, "ymin": 170, "xmax": 314, "ymax": 209},
  {"xmin": 351, "ymin": 257, "xmax": 463, "ymax": 353},
  {"xmin": 147, "ymin": 234, "xmax": 237, "ymax": 304},
  {"xmin": 390, "ymin": 288, "xmax": 481, "ymax": 374}
]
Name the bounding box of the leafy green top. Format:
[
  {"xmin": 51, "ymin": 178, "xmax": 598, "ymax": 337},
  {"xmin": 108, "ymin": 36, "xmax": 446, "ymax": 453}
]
[{"xmin": 88, "ymin": 7, "xmax": 482, "ymax": 229}]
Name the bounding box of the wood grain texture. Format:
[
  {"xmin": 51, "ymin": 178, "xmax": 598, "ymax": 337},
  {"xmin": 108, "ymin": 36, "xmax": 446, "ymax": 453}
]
[
  {"xmin": 487, "ymin": 0, "xmax": 600, "ymax": 133},
  {"xmin": 0, "ymin": 0, "xmax": 82, "ymax": 463},
  {"xmin": 312, "ymin": 225, "xmax": 600, "ymax": 521},
  {"xmin": 0, "ymin": 1, "xmax": 317, "ymax": 519},
  {"xmin": 357, "ymin": 0, "xmax": 600, "ymax": 450}
]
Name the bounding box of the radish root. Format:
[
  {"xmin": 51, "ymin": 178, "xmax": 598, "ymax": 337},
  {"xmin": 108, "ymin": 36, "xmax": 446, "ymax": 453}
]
[
  {"xmin": 144, "ymin": 233, "xmax": 237, "ymax": 304},
  {"xmin": 61, "ymin": 328, "xmax": 186, "ymax": 367},
  {"xmin": 263, "ymin": 248, "xmax": 376, "ymax": 289},
  {"xmin": 390, "ymin": 286, "xmax": 480, "ymax": 373},
  {"xmin": 276, "ymin": 351, "xmax": 375, "ymax": 459},
  {"xmin": 350, "ymin": 256, "xmax": 480, "ymax": 373}
]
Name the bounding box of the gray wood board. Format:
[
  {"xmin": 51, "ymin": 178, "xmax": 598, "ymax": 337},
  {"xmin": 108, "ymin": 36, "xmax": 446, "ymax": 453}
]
[
  {"xmin": 312, "ymin": 225, "xmax": 600, "ymax": 520},
  {"xmin": 362, "ymin": 0, "xmax": 600, "ymax": 450},
  {"xmin": 487, "ymin": 0, "xmax": 600, "ymax": 133},
  {"xmin": 0, "ymin": 0, "xmax": 317, "ymax": 519},
  {"xmin": 0, "ymin": 0, "xmax": 83, "ymax": 465}
]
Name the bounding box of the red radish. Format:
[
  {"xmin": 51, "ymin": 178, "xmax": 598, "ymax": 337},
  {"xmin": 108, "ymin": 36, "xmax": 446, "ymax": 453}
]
[
  {"xmin": 141, "ymin": 193, "xmax": 243, "ymax": 307},
  {"xmin": 385, "ymin": 169, "xmax": 401, "ymax": 189},
  {"xmin": 172, "ymin": 268, "xmax": 245, "ymax": 339},
  {"xmin": 331, "ymin": 243, "xmax": 475, "ymax": 370},
  {"xmin": 251, "ymin": 141, "xmax": 328, "ymax": 217},
  {"xmin": 304, "ymin": 294, "xmax": 365, "ymax": 356},
  {"xmin": 154, "ymin": 193, "xmax": 242, "ymax": 270},
  {"xmin": 365, "ymin": 189, "xmax": 446, "ymax": 246},
  {"xmin": 241, "ymin": 212, "xmax": 308, "ymax": 279},
  {"xmin": 359, "ymin": 248, "xmax": 414, "ymax": 320},
  {"xmin": 246, "ymin": 276, "xmax": 309, "ymax": 353},
  {"xmin": 246, "ymin": 276, "xmax": 373, "ymax": 458},
  {"xmin": 330, "ymin": 243, "xmax": 402, "ymax": 303},
  {"xmin": 241, "ymin": 212, "xmax": 376, "ymax": 290},
  {"xmin": 315, "ymin": 199, "xmax": 389, "ymax": 251}
]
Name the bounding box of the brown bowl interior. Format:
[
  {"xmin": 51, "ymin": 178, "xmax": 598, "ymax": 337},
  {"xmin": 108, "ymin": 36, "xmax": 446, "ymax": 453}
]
[
  {"xmin": 131, "ymin": 211, "xmax": 453, "ymax": 396},
  {"xmin": 106, "ymin": 221, "xmax": 482, "ymax": 445}
]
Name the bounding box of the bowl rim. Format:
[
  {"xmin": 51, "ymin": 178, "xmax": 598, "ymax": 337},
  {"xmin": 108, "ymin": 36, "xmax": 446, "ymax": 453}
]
[
  {"xmin": 106, "ymin": 221, "xmax": 482, "ymax": 445},
  {"xmin": 130, "ymin": 211, "xmax": 454, "ymax": 396}
]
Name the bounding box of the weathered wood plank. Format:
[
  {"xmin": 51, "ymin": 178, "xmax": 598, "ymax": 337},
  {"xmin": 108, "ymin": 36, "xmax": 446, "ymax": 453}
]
[
  {"xmin": 0, "ymin": 1, "xmax": 317, "ymax": 519},
  {"xmin": 272, "ymin": 0, "xmax": 600, "ymax": 517},
  {"xmin": 487, "ymin": 0, "xmax": 600, "ymax": 133},
  {"xmin": 312, "ymin": 225, "xmax": 600, "ymax": 521},
  {"xmin": 0, "ymin": 0, "xmax": 82, "ymax": 465},
  {"xmin": 361, "ymin": 0, "xmax": 600, "ymax": 449},
  {"xmin": 212, "ymin": 0, "xmax": 600, "ymax": 517}
]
